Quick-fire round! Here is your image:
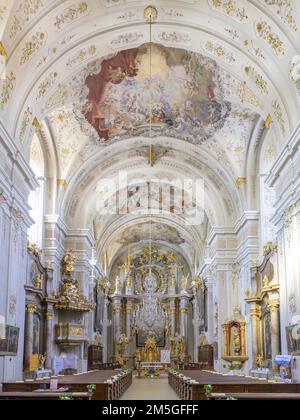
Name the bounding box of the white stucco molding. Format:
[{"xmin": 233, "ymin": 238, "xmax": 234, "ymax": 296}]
[{"xmin": 266, "ymin": 122, "xmax": 300, "ymax": 189}]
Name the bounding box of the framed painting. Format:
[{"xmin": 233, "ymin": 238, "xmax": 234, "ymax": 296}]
[
  {"xmin": 286, "ymin": 325, "xmax": 300, "ymax": 355},
  {"xmin": 0, "ymin": 325, "xmax": 20, "ymax": 356}
]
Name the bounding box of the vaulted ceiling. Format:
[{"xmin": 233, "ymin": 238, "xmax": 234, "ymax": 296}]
[{"xmin": 1, "ymin": 0, "xmax": 299, "ymax": 272}]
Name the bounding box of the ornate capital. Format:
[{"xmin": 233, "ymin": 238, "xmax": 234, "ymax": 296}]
[
  {"xmin": 180, "ymin": 307, "xmax": 189, "ymax": 314},
  {"xmin": 45, "ymin": 312, "xmax": 54, "ymax": 320},
  {"xmin": 250, "ymin": 309, "xmax": 261, "ymax": 320},
  {"xmin": 268, "ymin": 302, "xmax": 280, "ymax": 313},
  {"xmin": 26, "ymin": 305, "xmax": 37, "ymax": 314},
  {"xmin": 112, "ymin": 306, "xmax": 122, "ymax": 314}
]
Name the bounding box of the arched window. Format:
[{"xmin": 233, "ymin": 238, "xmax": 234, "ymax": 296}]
[{"xmin": 28, "ymin": 134, "xmax": 45, "ymax": 248}]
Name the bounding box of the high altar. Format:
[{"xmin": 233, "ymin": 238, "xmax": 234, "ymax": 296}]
[{"xmin": 102, "ymin": 246, "xmax": 195, "ymax": 372}]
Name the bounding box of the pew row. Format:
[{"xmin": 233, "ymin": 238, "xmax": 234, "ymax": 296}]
[
  {"xmin": 3, "ymin": 370, "xmax": 132, "ymax": 400},
  {"xmin": 0, "ymin": 392, "xmax": 91, "ymax": 400},
  {"xmin": 168, "ymin": 370, "xmax": 300, "ymax": 400},
  {"xmin": 208, "ymin": 393, "xmax": 300, "ymax": 400}
]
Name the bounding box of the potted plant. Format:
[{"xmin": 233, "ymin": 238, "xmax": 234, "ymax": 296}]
[
  {"xmin": 87, "ymin": 384, "xmax": 96, "ymax": 395},
  {"xmin": 204, "ymin": 384, "xmax": 213, "ymax": 398}
]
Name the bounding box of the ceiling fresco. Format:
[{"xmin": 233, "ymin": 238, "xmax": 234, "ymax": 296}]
[
  {"xmin": 118, "ymin": 222, "xmax": 185, "ymax": 245},
  {"xmin": 83, "ymin": 43, "xmax": 232, "ymax": 144}
]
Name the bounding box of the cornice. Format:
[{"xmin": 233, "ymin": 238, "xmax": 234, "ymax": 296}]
[
  {"xmin": 0, "ymin": 120, "xmax": 38, "ymax": 191},
  {"xmin": 266, "ymin": 122, "xmax": 300, "ymax": 188}
]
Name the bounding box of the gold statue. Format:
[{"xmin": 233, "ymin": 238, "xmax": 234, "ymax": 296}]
[
  {"xmin": 232, "ymin": 327, "xmax": 241, "ymax": 355},
  {"xmin": 144, "ymin": 337, "xmax": 160, "ymax": 362},
  {"xmin": 257, "ymin": 354, "xmax": 264, "ymax": 369},
  {"xmin": 62, "ymin": 251, "xmax": 76, "ymax": 277},
  {"xmin": 263, "ymin": 275, "xmax": 269, "ymax": 287},
  {"xmin": 168, "ymin": 251, "xmax": 177, "ymax": 264},
  {"xmin": 170, "ymin": 337, "xmax": 177, "ymax": 356},
  {"xmin": 35, "ymin": 275, "xmax": 42, "ymax": 289},
  {"xmin": 38, "ymin": 353, "xmax": 47, "ymax": 370}
]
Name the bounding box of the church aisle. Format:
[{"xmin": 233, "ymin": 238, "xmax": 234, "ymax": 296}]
[{"xmin": 120, "ymin": 377, "xmax": 180, "ymax": 401}]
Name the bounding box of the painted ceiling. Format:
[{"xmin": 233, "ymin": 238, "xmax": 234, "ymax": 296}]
[
  {"xmin": 82, "ymin": 43, "xmax": 233, "ymax": 143},
  {"xmin": 118, "ymin": 222, "xmax": 185, "ymax": 245},
  {"xmin": 0, "ymin": 0, "xmax": 299, "ymax": 272}
]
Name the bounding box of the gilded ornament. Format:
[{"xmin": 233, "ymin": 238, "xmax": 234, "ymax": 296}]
[
  {"xmin": 0, "ymin": 72, "xmax": 16, "ymax": 110},
  {"xmin": 256, "ymin": 21, "xmax": 285, "ymax": 57},
  {"xmin": 20, "ymin": 32, "xmax": 45, "ymax": 66},
  {"xmin": 0, "ymin": 41, "xmax": 7, "ymax": 61},
  {"xmin": 144, "ymin": 6, "xmax": 158, "ymax": 23},
  {"xmin": 265, "ymin": 114, "xmax": 273, "ymax": 129},
  {"xmin": 236, "ymin": 178, "xmax": 247, "ymax": 189},
  {"xmin": 62, "ymin": 251, "xmax": 76, "ymax": 276}
]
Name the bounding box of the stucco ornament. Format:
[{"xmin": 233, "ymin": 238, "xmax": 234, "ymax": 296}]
[{"xmin": 290, "ymin": 56, "xmax": 300, "ymax": 91}]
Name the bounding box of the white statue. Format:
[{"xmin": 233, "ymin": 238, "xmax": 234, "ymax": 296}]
[
  {"xmin": 115, "ymin": 276, "xmax": 121, "ymax": 294},
  {"xmin": 181, "ymin": 275, "xmax": 189, "ymax": 292}
]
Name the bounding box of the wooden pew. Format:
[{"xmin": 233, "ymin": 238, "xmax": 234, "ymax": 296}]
[
  {"xmin": 208, "ymin": 393, "xmax": 300, "ymax": 400},
  {"xmin": 0, "ymin": 392, "xmax": 91, "ymax": 400},
  {"xmin": 169, "ymin": 370, "xmax": 300, "ymax": 400},
  {"xmin": 3, "ymin": 370, "xmax": 133, "ymax": 400}
]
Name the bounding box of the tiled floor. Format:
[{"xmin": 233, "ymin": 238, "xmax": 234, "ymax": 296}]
[{"xmin": 120, "ymin": 376, "xmax": 180, "ymax": 400}]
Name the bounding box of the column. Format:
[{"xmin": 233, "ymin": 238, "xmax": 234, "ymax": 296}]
[
  {"xmin": 112, "ymin": 295, "xmax": 122, "ymax": 353},
  {"xmin": 179, "ymin": 294, "xmax": 189, "ymax": 345},
  {"xmin": 193, "ymin": 297, "xmax": 200, "ymax": 362},
  {"xmin": 102, "ymin": 296, "xmax": 109, "ymax": 363},
  {"xmin": 24, "ymin": 305, "xmax": 36, "ymax": 370},
  {"xmin": 206, "ymin": 279, "xmax": 214, "ymax": 344},
  {"xmin": 45, "ymin": 311, "xmax": 54, "ymax": 369},
  {"xmin": 126, "ymin": 300, "xmax": 133, "ymax": 339},
  {"xmin": 169, "ymin": 299, "xmax": 176, "ymax": 337},
  {"xmin": 169, "ymin": 266, "xmax": 177, "ymax": 294},
  {"xmin": 268, "ymin": 302, "xmax": 280, "ymax": 369},
  {"xmin": 249, "ymin": 304, "xmax": 261, "ymax": 368}
]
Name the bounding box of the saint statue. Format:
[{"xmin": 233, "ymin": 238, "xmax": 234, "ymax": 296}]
[
  {"xmin": 115, "ymin": 276, "xmax": 121, "ymax": 294},
  {"xmin": 63, "ymin": 251, "xmax": 76, "ymax": 277},
  {"xmin": 180, "ymin": 275, "xmax": 189, "ymax": 292},
  {"xmin": 232, "ymin": 327, "xmax": 241, "ymax": 355}
]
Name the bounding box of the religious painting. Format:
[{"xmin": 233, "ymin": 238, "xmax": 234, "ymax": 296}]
[
  {"xmin": 286, "ymin": 325, "xmax": 300, "ymax": 355},
  {"xmin": 32, "ymin": 313, "xmax": 42, "ymax": 355},
  {"xmin": 0, "ymin": 325, "xmax": 20, "ymax": 356},
  {"xmin": 83, "ymin": 43, "xmax": 231, "ymax": 144},
  {"xmin": 262, "ymin": 310, "xmax": 272, "ymax": 364}
]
